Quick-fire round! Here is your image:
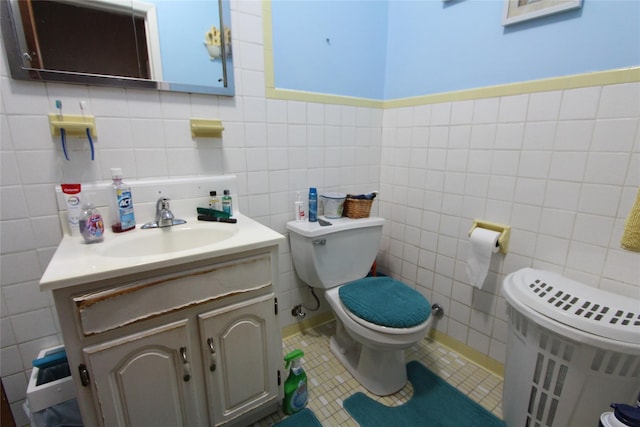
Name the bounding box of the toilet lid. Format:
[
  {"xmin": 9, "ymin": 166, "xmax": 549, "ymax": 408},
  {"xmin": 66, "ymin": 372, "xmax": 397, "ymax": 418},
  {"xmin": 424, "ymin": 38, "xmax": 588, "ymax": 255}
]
[{"xmin": 339, "ymin": 277, "xmax": 431, "ymax": 328}]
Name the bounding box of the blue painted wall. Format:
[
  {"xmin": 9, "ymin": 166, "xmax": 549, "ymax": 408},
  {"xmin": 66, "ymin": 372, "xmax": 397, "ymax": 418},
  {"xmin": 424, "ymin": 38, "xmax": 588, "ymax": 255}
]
[
  {"xmin": 271, "ymin": 0, "xmax": 640, "ymax": 100},
  {"xmin": 271, "ymin": 0, "xmax": 389, "ymax": 99}
]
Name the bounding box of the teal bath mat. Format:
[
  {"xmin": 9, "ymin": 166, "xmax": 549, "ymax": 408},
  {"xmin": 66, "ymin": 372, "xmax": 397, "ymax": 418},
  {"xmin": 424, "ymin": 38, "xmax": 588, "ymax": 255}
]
[
  {"xmin": 272, "ymin": 408, "xmax": 322, "ymax": 427},
  {"xmin": 343, "ymin": 361, "xmax": 505, "ymax": 427}
]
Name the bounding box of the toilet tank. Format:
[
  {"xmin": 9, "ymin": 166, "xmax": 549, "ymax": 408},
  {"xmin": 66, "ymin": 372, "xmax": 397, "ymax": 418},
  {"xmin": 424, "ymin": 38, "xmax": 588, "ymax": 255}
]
[{"xmin": 287, "ymin": 217, "xmax": 384, "ymax": 289}]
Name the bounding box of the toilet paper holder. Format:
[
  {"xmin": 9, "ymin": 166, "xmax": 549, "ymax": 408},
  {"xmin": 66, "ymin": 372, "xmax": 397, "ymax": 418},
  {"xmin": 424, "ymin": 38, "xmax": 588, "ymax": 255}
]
[{"xmin": 468, "ymin": 219, "xmax": 511, "ymax": 254}]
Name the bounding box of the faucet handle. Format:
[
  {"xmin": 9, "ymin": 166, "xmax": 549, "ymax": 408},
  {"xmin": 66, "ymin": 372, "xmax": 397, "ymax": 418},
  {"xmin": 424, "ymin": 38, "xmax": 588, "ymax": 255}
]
[{"xmin": 156, "ymin": 197, "xmax": 171, "ymax": 210}]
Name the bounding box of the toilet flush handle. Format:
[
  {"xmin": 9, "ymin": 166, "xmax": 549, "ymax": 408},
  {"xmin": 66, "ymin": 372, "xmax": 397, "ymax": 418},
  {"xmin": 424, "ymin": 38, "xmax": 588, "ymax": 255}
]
[{"xmin": 313, "ymin": 239, "xmax": 326, "ymax": 245}]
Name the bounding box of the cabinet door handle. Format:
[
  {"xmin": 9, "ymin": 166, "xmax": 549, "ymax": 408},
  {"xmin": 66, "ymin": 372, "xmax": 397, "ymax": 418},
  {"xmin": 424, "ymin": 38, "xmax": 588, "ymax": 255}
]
[
  {"xmin": 78, "ymin": 364, "xmax": 90, "ymax": 387},
  {"xmin": 207, "ymin": 337, "xmax": 216, "ymax": 372},
  {"xmin": 179, "ymin": 347, "xmax": 191, "ymax": 382}
]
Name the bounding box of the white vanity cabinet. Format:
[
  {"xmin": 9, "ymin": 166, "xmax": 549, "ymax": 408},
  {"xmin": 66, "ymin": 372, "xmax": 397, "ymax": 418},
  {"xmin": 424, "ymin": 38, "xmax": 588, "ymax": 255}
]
[
  {"xmin": 48, "ymin": 246, "xmax": 283, "ymax": 427},
  {"xmin": 199, "ymin": 294, "xmax": 280, "ymax": 426},
  {"xmin": 82, "ymin": 319, "xmax": 199, "ymax": 426}
]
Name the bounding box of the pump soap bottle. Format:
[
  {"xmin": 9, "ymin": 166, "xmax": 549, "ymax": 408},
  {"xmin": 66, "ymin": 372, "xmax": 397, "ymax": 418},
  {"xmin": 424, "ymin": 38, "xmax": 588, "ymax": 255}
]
[
  {"xmin": 79, "ymin": 203, "xmax": 104, "ymax": 243},
  {"xmin": 110, "ymin": 168, "xmax": 136, "ymax": 232}
]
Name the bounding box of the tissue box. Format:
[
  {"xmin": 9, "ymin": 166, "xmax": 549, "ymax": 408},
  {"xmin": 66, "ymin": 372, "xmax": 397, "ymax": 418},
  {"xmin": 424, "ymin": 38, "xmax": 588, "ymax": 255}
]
[{"xmin": 26, "ymin": 345, "xmax": 76, "ymax": 413}]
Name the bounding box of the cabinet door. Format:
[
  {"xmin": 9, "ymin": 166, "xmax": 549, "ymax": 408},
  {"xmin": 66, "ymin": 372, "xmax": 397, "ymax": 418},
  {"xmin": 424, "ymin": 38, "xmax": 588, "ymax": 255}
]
[
  {"xmin": 83, "ymin": 319, "xmax": 201, "ymax": 427},
  {"xmin": 199, "ymin": 294, "xmax": 280, "ymax": 426}
]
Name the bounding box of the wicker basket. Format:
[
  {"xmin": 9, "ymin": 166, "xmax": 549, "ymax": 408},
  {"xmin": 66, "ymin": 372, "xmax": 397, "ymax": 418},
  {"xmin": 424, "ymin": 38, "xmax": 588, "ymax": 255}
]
[{"xmin": 342, "ymin": 197, "xmax": 373, "ymax": 219}]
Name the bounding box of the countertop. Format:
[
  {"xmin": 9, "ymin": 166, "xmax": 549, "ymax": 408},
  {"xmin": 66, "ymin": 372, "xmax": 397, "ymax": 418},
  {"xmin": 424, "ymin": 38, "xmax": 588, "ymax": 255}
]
[{"xmin": 40, "ymin": 213, "xmax": 285, "ymax": 291}]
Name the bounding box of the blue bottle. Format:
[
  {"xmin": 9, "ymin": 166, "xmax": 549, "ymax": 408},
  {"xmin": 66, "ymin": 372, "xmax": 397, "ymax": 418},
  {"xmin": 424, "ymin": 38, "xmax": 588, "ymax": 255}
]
[
  {"xmin": 110, "ymin": 168, "xmax": 135, "ymax": 232},
  {"xmin": 308, "ymin": 187, "xmax": 317, "ymax": 222}
]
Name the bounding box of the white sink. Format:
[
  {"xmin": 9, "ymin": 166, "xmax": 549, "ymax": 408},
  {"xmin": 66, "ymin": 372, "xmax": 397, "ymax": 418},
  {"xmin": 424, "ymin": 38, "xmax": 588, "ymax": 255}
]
[
  {"xmin": 98, "ymin": 225, "xmax": 238, "ymax": 258},
  {"xmin": 40, "ymin": 213, "xmax": 285, "ymax": 291}
]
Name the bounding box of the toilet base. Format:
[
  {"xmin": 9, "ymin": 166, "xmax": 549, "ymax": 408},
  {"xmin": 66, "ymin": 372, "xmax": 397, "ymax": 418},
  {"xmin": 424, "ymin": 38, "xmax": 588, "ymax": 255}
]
[{"xmin": 329, "ymin": 335, "xmax": 407, "ymax": 396}]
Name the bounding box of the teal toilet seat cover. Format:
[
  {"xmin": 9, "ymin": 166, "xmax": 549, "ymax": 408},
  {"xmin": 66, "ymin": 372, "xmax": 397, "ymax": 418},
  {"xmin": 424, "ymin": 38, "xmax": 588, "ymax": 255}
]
[{"xmin": 339, "ymin": 277, "xmax": 431, "ymax": 328}]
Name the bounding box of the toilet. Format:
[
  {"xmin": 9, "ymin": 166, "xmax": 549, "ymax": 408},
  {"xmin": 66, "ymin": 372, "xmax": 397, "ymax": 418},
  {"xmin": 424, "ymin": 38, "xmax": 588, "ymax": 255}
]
[{"xmin": 287, "ymin": 216, "xmax": 432, "ymax": 395}]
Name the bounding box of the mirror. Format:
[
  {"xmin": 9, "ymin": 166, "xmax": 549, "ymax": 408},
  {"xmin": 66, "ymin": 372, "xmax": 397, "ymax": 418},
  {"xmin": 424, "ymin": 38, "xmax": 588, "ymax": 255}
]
[{"xmin": 1, "ymin": 0, "xmax": 234, "ymax": 96}]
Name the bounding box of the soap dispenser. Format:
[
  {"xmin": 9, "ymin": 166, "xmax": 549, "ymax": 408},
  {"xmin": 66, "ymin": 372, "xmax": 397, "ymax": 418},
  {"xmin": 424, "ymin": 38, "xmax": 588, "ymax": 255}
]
[{"xmin": 79, "ymin": 203, "xmax": 104, "ymax": 243}]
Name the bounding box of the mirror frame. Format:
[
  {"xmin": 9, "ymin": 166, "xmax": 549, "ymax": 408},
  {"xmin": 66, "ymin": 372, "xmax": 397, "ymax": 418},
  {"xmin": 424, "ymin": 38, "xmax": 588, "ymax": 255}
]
[{"xmin": 0, "ymin": 0, "xmax": 234, "ymax": 96}]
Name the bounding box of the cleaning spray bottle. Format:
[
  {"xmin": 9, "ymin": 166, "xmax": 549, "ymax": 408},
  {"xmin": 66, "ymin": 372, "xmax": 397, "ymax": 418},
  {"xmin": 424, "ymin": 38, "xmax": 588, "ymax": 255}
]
[{"xmin": 283, "ymin": 349, "xmax": 308, "ymax": 415}]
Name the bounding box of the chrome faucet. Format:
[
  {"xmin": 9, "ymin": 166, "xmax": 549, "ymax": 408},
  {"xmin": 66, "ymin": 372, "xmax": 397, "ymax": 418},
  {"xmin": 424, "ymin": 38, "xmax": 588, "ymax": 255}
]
[
  {"xmin": 141, "ymin": 197, "xmax": 187, "ymax": 229},
  {"xmin": 156, "ymin": 197, "xmax": 174, "ymax": 227}
]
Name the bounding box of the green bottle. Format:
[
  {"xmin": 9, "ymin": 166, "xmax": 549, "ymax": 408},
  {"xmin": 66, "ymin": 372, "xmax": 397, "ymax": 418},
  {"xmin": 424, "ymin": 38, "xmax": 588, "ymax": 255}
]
[
  {"xmin": 222, "ymin": 189, "xmax": 233, "ymax": 216},
  {"xmin": 283, "ymin": 349, "xmax": 308, "ymax": 415}
]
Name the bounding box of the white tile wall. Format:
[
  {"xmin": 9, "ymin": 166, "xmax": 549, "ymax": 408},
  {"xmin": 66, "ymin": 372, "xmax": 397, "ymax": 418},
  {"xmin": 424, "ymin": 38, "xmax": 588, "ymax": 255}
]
[
  {"xmin": 377, "ymin": 86, "xmax": 640, "ymax": 369},
  {"xmin": 0, "ymin": 4, "xmax": 380, "ymax": 424},
  {"xmin": 1, "ymin": 3, "xmax": 639, "ymax": 426}
]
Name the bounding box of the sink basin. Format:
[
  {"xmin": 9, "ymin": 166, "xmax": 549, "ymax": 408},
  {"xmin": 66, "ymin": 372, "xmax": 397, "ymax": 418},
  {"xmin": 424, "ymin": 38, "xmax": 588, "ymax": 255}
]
[
  {"xmin": 99, "ymin": 225, "xmax": 238, "ymax": 258},
  {"xmin": 40, "ymin": 211, "xmax": 286, "ymax": 291}
]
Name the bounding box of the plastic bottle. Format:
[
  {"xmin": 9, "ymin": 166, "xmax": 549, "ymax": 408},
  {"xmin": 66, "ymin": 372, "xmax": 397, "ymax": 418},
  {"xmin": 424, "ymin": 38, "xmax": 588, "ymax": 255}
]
[
  {"xmin": 222, "ymin": 189, "xmax": 233, "ymax": 216},
  {"xmin": 308, "ymin": 187, "xmax": 317, "ymax": 222},
  {"xmin": 209, "ymin": 191, "xmax": 221, "ymax": 211},
  {"xmin": 79, "ymin": 203, "xmax": 104, "ymax": 243},
  {"xmin": 295, "ymin": 192, "xmax": 305, "ymax": 222},
  {"xmin": 110, "ymin": 168, "xmax": 136, "ymax": 232},
  {"xmin": 283, "ymin": 349, "xmax": 308, "ymax": 415}
]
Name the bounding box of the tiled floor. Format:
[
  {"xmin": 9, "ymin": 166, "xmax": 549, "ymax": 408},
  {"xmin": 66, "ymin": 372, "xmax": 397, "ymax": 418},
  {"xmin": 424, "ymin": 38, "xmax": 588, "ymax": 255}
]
[{"xmin": 254, "ymin": 320, "xmax": 504, "ymax": 426}]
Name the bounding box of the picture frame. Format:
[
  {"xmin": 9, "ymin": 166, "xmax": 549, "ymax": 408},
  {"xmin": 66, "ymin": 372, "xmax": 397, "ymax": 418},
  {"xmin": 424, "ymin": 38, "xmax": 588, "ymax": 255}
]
[{"xmin": 502, "ymin": 0, "xmax": 583, "ymax": 26}]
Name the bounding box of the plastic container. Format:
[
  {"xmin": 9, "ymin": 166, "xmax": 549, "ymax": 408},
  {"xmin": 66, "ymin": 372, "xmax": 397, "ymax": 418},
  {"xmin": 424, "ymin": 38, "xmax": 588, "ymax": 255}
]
[
  {"xmin": 308, "ymin": 188, "xmax": 317, "ymax": 222},
  {"xmin": 283, "ymin": 349, "xmax": 308, "ymax": 415},
  {"xmin": 61, "ymin": 184, "xmax": 82, "ymax": 236},
  {"xmin": 320, "ymin": 192, "xmax": 346, "ymax": 218},
  {"xmin": 78, "ymin": 203, "xmax": 104, "ymax": 243},
  {"xmin": 222, "ymin": 189, "xmax": 233, "ymax": 216},
  {"xmin": 110, "ymin": 168, "xmax": 135, "ymax": 232},
  {"xmin": 502, "ymin": 268, "xmax": 640, "ymax": 427},
  {"xmin": 295, "ymin": 192, "xmax": 305, "ymax": 222},
  {"xmin": 25, "ymin": 346, "xmax": 83, "ymax": 427},
  {"xmin": 209, "ymin": 191, "xmax": 221, "ymax": 211}
]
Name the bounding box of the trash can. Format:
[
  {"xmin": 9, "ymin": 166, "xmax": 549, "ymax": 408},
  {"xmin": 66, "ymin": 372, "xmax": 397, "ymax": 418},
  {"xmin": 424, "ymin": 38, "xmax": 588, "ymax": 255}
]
[
  {"xmin": 24, "ymin": 345, "xmax": 83, "ymax": 427},
  {"xmin": 502, "ymin": 268, "xmax": 640, "ymax": 427}
]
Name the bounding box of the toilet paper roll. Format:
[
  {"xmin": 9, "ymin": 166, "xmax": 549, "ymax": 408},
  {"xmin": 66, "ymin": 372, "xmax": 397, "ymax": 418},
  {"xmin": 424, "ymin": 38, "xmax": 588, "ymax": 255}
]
[{"xmin": 466, "ymin": 228, "xmax": 501, "ymax": 289}]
